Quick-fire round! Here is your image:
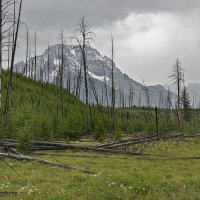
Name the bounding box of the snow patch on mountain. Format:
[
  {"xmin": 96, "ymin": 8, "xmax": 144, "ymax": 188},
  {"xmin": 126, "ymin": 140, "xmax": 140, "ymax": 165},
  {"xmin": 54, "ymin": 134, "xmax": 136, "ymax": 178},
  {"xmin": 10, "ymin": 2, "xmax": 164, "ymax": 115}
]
[{"xmin": 88, "ymin": 71, "xmax": 109, "ymax": 82}]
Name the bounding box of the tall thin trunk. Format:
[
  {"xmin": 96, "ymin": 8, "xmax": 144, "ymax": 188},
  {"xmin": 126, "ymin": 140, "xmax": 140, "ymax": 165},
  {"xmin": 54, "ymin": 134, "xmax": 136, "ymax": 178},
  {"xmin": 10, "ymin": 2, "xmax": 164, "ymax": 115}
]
[
  {"xmin": 25, "ymin": 25, "xmax": 28, "ymax": 76},
  {"xmin": 4, "ymin": 0, "xmax": 23, "ymax": 125},
  {"xmin": 0, "ymin": 0, "xmax": 2, "ymax": 117},
  {"xmin": 60, "ymin": 32, "xmax": 64, "ymax": 117},
  {"xmin": 111, "ymin": 35, "xmax": 115, "ymax": 135},
  {"xmin": 47, "ymin": 43, "xmax": 50, "ymax": 83},
  {"xmin": 34, "ymin": 32, "xmax": 37, "ymax": 81}
]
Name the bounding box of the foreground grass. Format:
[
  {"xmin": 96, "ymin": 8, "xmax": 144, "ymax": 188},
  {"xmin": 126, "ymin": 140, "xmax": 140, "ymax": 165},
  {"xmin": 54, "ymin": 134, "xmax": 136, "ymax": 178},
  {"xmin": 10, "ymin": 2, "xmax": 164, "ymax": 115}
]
[{"xmin": 0, "ymin": 140, "xmax": 200, "ymax": 200}]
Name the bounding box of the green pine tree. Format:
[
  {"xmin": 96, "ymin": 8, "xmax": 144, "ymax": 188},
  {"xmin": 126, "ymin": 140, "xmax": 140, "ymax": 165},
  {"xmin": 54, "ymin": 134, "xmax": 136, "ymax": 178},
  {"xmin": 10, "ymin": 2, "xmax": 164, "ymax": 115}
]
[{"xmin": 181, "ymin": 87, "xmax": 191, "ymax": 121}]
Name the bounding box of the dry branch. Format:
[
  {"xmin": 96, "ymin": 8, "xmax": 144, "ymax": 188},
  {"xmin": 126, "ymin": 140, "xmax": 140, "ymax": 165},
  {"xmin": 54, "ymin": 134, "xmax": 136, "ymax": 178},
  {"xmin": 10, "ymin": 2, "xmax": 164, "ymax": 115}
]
[{"xmin": 0, "ymin": 153, "xmax": 95, "ymax": 174}]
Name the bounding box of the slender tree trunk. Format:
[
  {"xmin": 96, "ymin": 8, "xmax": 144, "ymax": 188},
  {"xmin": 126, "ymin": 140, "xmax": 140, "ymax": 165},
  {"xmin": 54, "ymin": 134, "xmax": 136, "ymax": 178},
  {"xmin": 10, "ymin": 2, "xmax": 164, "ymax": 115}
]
[
  {"xmin": 47, "ymin": 44, "xmax": 50, "ymax": 83},
  {"xmin": 111, "ymin": 35, "xmax": 115, "ymax": 135},
  {"xmin": 34, "ymin": 32, "xmax": 37, "ymax": 81},
  {"xmin": 25, "ymin": 26, "xmax": 29, "ymax": 76},
  {"xmin": 4, "ymin": 0, "xmax": 23, "ymax": 126},
  {"xmin": 0, "ymin": 0, "xmax": 2, "ymax": 117},
  {"xmin": 60, "ymin": 33, "xmax": 64, "ymax": 118}
]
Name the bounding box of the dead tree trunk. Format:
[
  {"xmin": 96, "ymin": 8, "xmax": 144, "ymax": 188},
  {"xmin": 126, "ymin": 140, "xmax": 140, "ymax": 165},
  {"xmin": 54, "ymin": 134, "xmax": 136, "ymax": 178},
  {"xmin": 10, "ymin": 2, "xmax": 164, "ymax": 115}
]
[
  {"xmin": 0, "ymin": 0, "xmax": 2, "ymax": 117},
  {"xmin": 34, "ymin": 32, "xmax": 37, "ymax": 81},
  {"xmin": 47, "ymin": 43, "xmax": 50, "ymax": 83},
  {"xmin": 111, "ymin": 35, "xmax": 115, "ymax": 136},
  {"xmin": 169, "ymin": 58, "xmax": 184, "ymax": 124},
  {"xmin": 25, "ymin": 25, "xmax": 29, "ymax": 76},
  {"xmin": 71, "ymin": 16, "xmax": 94, "ymax": 133},
  {"xmin": 4, "ymin": 0, "xmax": 23, "ymax": 126}
]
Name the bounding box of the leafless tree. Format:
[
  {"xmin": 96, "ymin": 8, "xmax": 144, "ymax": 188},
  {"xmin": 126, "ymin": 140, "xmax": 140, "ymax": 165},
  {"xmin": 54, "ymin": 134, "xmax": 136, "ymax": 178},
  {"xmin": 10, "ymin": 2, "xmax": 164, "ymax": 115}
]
[
  {"xmin": 111, "ymin": 35, "xmax": 115, "ymax": 135},
  {"xmin": 102, "ymin": 64, "xmax": 108, "ymax": 107},
  {"xmin": 58, "ymin": 30, "xmax": 65, "ymax": 117},
  {"xmin": 47, "ymin": 43, "xmax": 50, "ymax": 83},
  {"xmin": 0, "ymin": 0, "xmax": 17, "ymax": 116},
  {"xmin": 4, "ymin": 0, "xmax": 23, "ymax": 125},
  {"xmin": 34, "ymin": 32, "xmax": 37, "ymax": 81},
  {"xmin": 25, "ymin": 24, "xmax": 29, "ymax": 76},
  {"xmin": 169, "ymin": 58, "xmax": 185, "ymax": 124},
  {"xmin": 71, "ymin": 16, "xmax": 95, "ymax": 132}
]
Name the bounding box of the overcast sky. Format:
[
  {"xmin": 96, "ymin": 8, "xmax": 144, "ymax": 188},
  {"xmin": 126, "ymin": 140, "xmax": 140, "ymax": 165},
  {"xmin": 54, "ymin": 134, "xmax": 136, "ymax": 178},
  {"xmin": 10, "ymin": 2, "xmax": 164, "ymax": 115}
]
[{"xmin": 17, "ymin": 0, "xmax": 200, "ymax": 85}]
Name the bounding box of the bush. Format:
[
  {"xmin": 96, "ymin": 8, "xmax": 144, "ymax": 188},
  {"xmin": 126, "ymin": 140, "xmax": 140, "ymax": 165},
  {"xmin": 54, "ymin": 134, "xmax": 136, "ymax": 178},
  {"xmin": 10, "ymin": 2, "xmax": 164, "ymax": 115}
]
[{"xmin": 134, "ymin": 121, "xmax": 146, "ymax": 133}]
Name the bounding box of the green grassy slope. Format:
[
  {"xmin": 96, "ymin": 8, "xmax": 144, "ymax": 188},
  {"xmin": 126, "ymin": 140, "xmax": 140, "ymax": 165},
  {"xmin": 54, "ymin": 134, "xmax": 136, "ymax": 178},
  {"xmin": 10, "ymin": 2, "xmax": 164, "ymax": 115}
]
[
  {"xmin": 0, "ymin": 70, "xmax": 200, "ymax": 141},
  {"xmin": 1, "ymin": 71, "xmax": 94, "ymax": 140}
]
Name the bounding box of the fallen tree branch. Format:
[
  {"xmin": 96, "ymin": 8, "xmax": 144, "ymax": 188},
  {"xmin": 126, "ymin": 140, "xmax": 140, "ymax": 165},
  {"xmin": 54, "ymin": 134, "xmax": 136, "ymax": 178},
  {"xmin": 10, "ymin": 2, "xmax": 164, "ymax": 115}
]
[
  {"xmin": 136, "ymin": 156, "xmax": 200, "ymax": 161},
  {"xmin": 0, "ymin": 153, "xmax": 95, "ymax": 174},
  {"xmin": 34, "ymin": 152, "xmax": 110, "ymax": 158},
  {"xmin": 4, "ymin": 147, "xmax": 23, "ymax": 156}
]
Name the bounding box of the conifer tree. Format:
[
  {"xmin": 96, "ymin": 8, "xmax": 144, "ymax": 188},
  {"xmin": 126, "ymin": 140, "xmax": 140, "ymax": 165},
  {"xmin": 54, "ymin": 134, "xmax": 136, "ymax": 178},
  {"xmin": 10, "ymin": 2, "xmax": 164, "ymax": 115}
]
[{"xmin": 181, "ymin": 86, "xmax": 191, "ymax": 121}]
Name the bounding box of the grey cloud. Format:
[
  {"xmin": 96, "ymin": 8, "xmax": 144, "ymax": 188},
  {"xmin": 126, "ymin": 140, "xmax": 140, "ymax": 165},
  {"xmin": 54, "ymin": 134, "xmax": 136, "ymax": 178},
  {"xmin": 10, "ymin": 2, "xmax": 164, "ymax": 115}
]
[
  {"xmin": 16, "ymin": 0, "xmax": 200, "ymax": 84},
  {"xmin": 21, "ymin": 0, "xmax": 200, "ymax": 30}
]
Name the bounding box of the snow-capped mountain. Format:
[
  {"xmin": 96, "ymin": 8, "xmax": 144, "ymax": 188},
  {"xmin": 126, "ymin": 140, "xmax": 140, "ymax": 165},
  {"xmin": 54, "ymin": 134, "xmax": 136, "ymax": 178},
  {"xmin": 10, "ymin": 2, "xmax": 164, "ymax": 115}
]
[{"xmin": 14, "ymin": 44, "xmax": 176, "ymax": 107}]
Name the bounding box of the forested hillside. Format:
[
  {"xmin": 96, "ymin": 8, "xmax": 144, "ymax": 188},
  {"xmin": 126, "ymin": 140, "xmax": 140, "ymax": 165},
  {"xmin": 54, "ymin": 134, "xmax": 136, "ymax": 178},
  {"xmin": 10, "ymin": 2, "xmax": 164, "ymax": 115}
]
[{"xmin": 1, "ymin": 70, "xmax": 200, "ymax": 143}]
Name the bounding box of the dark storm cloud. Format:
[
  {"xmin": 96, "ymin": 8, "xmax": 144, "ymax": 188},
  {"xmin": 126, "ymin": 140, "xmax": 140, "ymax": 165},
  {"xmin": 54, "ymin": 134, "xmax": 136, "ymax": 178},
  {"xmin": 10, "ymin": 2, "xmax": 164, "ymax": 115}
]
[{"xmin": 21, "ymin": 0, "xmax": 200, "ymax": 30}]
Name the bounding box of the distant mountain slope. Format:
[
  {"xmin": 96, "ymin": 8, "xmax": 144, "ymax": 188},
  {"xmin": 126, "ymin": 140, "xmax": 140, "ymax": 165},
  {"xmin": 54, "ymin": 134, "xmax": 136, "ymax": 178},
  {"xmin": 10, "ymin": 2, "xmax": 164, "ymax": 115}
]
[
  {"xmin": 187, "ymin": 83, "xmax": 200, "ymax": 108},
  {"xmin": 14, "ymin": 44, "xmax": 176, "ymax": 107}
]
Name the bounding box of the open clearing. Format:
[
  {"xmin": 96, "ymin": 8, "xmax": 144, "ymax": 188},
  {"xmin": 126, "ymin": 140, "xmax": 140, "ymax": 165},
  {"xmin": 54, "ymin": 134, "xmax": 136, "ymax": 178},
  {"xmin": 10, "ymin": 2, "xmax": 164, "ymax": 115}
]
[{"xmin": 0, "ymin": 139, "xmax": 200, "ymax": 200}]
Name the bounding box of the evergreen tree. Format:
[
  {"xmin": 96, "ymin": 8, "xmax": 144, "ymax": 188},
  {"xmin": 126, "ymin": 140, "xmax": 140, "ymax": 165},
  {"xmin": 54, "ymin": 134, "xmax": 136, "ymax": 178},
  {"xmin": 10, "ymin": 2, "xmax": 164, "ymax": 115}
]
[{"xmin": 181, "ymin": 87, "xmax": 191, "ymax": 121}]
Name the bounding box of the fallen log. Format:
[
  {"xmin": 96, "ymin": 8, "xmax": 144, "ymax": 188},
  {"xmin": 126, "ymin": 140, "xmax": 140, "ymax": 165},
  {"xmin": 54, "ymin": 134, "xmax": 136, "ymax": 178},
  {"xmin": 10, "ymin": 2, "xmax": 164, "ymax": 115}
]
[
  {"xmin": 102, "ymin": 134, "xmax": 184, "ymax": 149},
  {"xmin": 4, "ymin": 147, "xmax": 23, "ymax": 156},
  {"xmin": 33, "ymin": 152, "xmax": 110, "ymax": 158},
  {"xmin": 136, "ymin": 156, "xmax": 200, "ymax": 161},
  {"xmin": 0, "ymin": 153, "xmax": 95, "ymax": 174},
  {"xmin": 0, "ymin": 191, "xmax": 20, "ymax": 196}
]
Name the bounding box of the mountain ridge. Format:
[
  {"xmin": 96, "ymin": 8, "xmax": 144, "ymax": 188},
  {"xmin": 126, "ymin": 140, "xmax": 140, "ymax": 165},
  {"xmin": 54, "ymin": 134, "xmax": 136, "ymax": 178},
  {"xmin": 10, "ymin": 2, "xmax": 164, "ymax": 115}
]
[{"xmin": 14, "ymin": 44, "xmax": 176, "ymax": 108}]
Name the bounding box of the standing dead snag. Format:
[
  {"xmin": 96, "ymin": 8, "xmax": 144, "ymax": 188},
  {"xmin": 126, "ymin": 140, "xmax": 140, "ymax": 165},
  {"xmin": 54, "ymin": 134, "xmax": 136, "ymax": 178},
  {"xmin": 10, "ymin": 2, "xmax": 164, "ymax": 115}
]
[
  {"xmin": 169, "ymin": 58, "xmax": 184, "ymax": 124},
  {"xmin": 34, "ymin": 32, "xmax": 37, "ymax": 81},
  {"xmin": 58, "ymin": 30, "xmax": 65, "ymax": 118},
  {"xmin": 4, "ymin": 0, "xmax": 23, "ymax": 127},
  {"xmin": 0, "ymin": 0, "xmax": 2, "ymax": 117},
  {"xmin": 71, "ymin": 16, "xmax": 95, "ymax": 133},
  {"xmin": 0, "ymin": 0, "xmax": 17, "ymax": 117},
  {"xmin": 47, "ymin": 43, "xmax": 50, "ymax": 83},
  {"xmin": 25, "ymin": 24, "xmax": 29, "ymax": 76},
  {"xmin": 111, "ymin": 35, "xmax": 115, "ymax": 136}
]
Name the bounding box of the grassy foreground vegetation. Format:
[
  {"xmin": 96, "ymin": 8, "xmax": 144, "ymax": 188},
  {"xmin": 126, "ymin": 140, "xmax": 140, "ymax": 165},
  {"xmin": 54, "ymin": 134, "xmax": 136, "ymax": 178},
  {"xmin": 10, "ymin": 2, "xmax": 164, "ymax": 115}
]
[
  {"xmin": 1, "ymin": 70, "xmax": 200, "ymax": 142},
  {"xmin": 0, "ymin": 140, "xmax": 200, "ymax": 200},
  {"xmin": 0, "ymin": 72, "xmax": 200, "ymax": 200}
]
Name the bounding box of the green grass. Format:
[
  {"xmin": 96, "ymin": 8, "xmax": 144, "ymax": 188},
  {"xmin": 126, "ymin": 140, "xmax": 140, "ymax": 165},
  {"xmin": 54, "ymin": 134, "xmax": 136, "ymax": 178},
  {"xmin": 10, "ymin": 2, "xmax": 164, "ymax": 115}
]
[{"xmin": 0, "ymin": 140, "xmax": 200, "ymax": 200}]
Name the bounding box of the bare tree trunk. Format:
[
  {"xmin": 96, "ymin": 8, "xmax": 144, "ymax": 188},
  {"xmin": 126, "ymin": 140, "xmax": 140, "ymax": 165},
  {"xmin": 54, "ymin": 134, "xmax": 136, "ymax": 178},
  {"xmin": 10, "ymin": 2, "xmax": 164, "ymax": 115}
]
[
  {"xmin": 25, "ymin": 25, "xmax": 28, "ymax": 76},
  {"xmin": 4, "ymin": 0, "xmax": 23, "ymax": 127},
  {"xmin": 60, "ymin": 31, "xmax": 64, "ymax": 118},
  {"xmin": 47, "ymin": 43, "xmax": 50, "ymax": 83},
  {"xmin": 76, "ymin": 63, "xmax": 82, "ymax": 98},
  {"xmin": 28, "ymin": 41, "xmax": 31, "ymax": 78},
  {"xmin": 0, "ymin": 0, "xmax": 2, "ymax": 117},
  {"xmin": 72, "ymin": 16, "xmax": 94, "ymax": 133},
  {"xmin": 34, "ymin": 32, "xmax": 37, "ymax": 81},
  {"xmin": 111, "ymin": 35, "xmax": 115, "ymax": 135},
  {"xmin": 102, "ymin": 64, "xmax": 108, "ymax": 107}
]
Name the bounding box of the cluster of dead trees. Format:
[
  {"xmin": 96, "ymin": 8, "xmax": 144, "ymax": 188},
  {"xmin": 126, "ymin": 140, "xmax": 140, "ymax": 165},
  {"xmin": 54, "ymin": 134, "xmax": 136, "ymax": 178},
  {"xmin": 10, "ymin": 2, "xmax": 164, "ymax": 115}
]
[{"xmin": 0, "ymin": 0, "xmax": 23, "ymax": 130}]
